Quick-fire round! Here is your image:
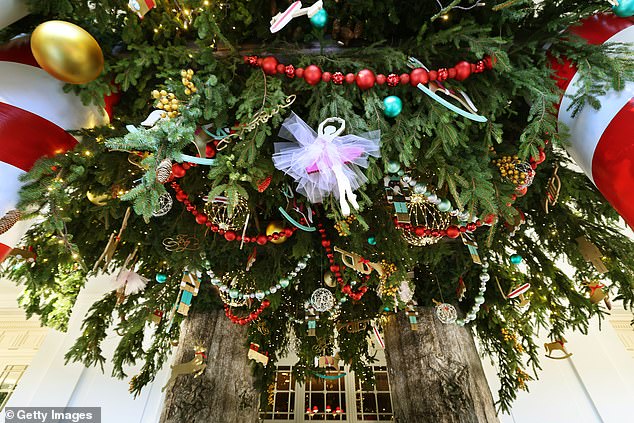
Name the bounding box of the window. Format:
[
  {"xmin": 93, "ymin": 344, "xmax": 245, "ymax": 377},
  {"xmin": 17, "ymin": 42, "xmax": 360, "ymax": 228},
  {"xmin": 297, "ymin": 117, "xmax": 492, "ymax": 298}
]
[
  {"xmin": 260, "ymin": 365, "xmax": 296, "ymax": 420},
  {"xmin": 0, "ymin": 365, "xmax": 27, "ymax": 410},
  {"xmin": 259, "ymin": 362, "xmax": 394, "ymax": 422},
  {"xmin": 355, "ymin": 366, "xmax": 393, "ymax": 421}
]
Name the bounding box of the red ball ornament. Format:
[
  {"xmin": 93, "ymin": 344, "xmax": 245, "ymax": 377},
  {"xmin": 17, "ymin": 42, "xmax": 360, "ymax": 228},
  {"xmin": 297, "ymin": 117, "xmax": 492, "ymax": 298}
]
[
  {"xmin": 276, "ymin": 63, "xmax": 285, "ymax": 74},
  {"xmin": 386, "ymin": 73, "xmax": 400, "ymax": 87},
  {"xmin": 516, "ymin": 186, "xmax": 528, "ymax": 197},
  {"xmin": 322, "ymin": 72, "xmax": 332, "ymax": 82},
  {"xmin": 285, "ymin": 65, "xmax": 295, "ymax": 78},
  {"xmin": 409, "ymin": 68, "xmax": 428, "ymax": 86},
  {"xmin": 303, "ymin": 65, "xmax": 323, "ymax": 86},
  {"xmin": 376, "ymin": 74, "xmax": 386, "ymax": 85},
  {"xmin": 195, "ymin": 214, "xmax": 208, "ymax": 225},
  {"xmin": 355, "ymin": 69, "xmax": 376, "ymax": 89},
  {"xmin": 256, "ymin": 234, "xmax": 268, "ymax": 245},
  {"xmin": 454, "ymin": 61, "xmax": 472, "ymax": 81},
  {"xmin": 466, "ymin": 222, "xmax": 477, "ymax": 232},
  {"xmin": 321, "ymin": 239, "xmax": 331, "ymax": 248},
  {"xmin": 224, "ymin": 230, "xmax": 236, "ymax": 241},
  {"xmin": 261, "ymin": 56, "xmax": 279, "ymax": 75},
  {"xmin": 330, "ymin": 265, "xmax": 340, "ymax": 273},
  {"xmin": 428, "ymin": 70, "xmax": 437, "ymax": 81},
  {"xmin": 446, "ymin": 225, "xmax": 460, "ymax": 238},
  {"xmin": 414, "ymin": 226, "xmax": 426, "ymax": 237},
  {"xmin": 345, "ymin": 73, "xmax": 356, "ymax": 84},
  {"xmin": 295, "ymin": 67, "xmax": 304, "ymax": 78},
  {"xmin": 483, "ymin": 214, "xmax": 497, "ymax": 225},
  {"xmin": 399, "ymin": 73, "xmax": 410, "ymax": 85},
  {"xmin": 171, "ymin": 164, "xmax": 186, "ymax": 178},
  {"xmin": 332, "ymin": 72, "xmax": 344, "ymax": 85}
]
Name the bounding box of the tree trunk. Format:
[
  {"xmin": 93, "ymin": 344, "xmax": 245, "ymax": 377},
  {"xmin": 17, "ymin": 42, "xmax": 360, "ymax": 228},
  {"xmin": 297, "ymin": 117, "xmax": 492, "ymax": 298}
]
[
  {"xmin": 160, "ymin": 310, "xmax": 260, "ymax": 423},
  {"xmin": 384, "ymin": 306, "xmax": 499, "ymax": 423}
]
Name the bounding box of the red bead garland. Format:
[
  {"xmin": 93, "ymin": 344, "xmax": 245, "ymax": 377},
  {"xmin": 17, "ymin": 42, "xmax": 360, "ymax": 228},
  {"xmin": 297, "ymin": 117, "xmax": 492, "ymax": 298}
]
[
  {"xmin": 224, "ymin": 299, "xmax": 270, "ymax": 325},
  {"xmin": 244, "ymin": 55, "xmax": 494, "ymax": 90},
  {"xmin": 318, "ymin": 223, "xmax": 368, "ymax": 301},
  {"xmin": 394, "ymin": 218, "xmax": 483, "ymax": 241},
  {"xmin": 168, "ymin": 165, "xmax": 297, "ymax": 245}
]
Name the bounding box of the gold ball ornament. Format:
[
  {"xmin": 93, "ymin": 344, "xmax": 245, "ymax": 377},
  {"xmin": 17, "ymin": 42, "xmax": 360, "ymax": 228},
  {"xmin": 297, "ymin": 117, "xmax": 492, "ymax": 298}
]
[
  {"xmin": 86, "ymin": 191, "xmax": 110, "ymax": 206},
  {"xmin": 324, "ymin": 271, "xmax": 337, "ymax": 288},
  {"xmin": 266, "ymin": 221, "xmax": 287, "ymax": 244},
  {"xmin": 30, "ymin": 21, "xmax": 104, "ymax": 84}
]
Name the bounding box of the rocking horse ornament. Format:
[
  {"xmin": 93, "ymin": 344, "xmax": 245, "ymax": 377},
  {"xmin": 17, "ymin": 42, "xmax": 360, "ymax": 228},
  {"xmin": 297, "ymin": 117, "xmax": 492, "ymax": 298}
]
[
  {"xmin": 544, "ymin": 338, "xmax": 573, "ymax": 360},
  {"xmin": 273, "ymin": 113, "xmax": 381, "ymax": 216}
]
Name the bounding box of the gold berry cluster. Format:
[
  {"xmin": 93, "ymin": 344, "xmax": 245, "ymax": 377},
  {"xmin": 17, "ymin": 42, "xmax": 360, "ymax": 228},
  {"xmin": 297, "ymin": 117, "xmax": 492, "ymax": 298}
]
[
  {"xmin": 516, "ymin": 368, "xmax": 530, "ymax": 390},
  {"xmin": 180, "ymin": 68, "xmax": 197, "ymax": 95},
  {"xmin": 501, "ymin": 328, "xmax": 524, "ymax": 353},
  {"xmin": 151, "ymin": 69, "xmax": 196, "ymax": 119},
  {"xmin": 334, "ymin": 214, "xmax": 357, "ymax": 236},
  {"xmin": 267, "ymin": 383, "xmax": 275, "ymax": 406},
  {"xmin": 493, "ymin": 155, "xmax": 528, "ymax": 186}
]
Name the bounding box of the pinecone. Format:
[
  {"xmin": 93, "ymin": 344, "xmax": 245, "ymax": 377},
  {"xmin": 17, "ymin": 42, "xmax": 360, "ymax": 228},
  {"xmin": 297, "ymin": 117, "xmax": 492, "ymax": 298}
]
[
  {"xmin": 156, "ymin": 158, "xmax": 173, "ymax": 184},
  {"xmin": 0, "ymin": 210, "xmax": 21, "ymax": 235}
]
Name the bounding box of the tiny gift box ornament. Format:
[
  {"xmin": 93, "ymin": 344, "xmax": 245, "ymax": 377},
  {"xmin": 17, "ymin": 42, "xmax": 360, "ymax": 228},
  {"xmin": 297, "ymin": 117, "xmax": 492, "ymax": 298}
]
[
  {"xmin": 248, "ymin": 343, "xmax": 270, "ymax": 366},
  {"xmin": 273, "ymin": 113, "xmax": 380, "ymax": 216},
  {"xmin": 128, "ymin": 0, "xmax": 156, "ymax": 18}
]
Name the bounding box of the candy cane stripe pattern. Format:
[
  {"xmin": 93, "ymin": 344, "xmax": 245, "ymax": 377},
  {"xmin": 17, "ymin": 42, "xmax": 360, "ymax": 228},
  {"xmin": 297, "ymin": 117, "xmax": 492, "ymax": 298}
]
[
  {"xmin": 554, "ymin": 13, "xmax": 634, "ymax": 228},
  {"xmin": 0, "ymin": 38, "xmax": 110, "ymax": 260}
]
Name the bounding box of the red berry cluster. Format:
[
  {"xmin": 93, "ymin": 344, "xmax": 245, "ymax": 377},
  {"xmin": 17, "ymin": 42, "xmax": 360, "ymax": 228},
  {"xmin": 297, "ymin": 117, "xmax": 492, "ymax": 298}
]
[
  {"xmin": 318, "ymin": 223, "xmax": 368, "ymax": 301},
  {"xmin": 224, "ymin": 300, "xmax": 270, "ymax": 325},
  {"xmin": 395, "ymin": 219, "xmax": 483, "ymax": 240},
  {"xmin": 169, "ymin": 165, "xmax": 297, "ymax": 244},
  {"xmin": 243, "ymin": 55, "xmax": 495, "ymax": 89}
]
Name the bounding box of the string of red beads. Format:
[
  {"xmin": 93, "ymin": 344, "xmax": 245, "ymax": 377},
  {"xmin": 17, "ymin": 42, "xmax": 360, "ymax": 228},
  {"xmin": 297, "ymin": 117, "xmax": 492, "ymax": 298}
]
[
  {"xmin": 224, "ymin": 300, "xmax": 270, "ymax": 325},
  {"xmin": 395, "ymin": 219, "xmax": 483, "ymax": 240},
  {"xmin": 318, "ymin": 223, "xmax": 368, "ymax": 301},
  {"xmin": 169, "ymin": 165, "xmax": 297, "ymax": 245},
  {"xmin": 243, "ymin": 55, "xmax": 494, "ymax": 89}
]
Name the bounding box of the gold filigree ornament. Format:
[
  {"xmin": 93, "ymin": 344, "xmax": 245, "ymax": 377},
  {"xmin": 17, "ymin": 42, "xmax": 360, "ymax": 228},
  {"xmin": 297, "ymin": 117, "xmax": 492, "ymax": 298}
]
[
  {"xmin": 162, "ymin": 235, "xmax": 200, "ymax": 252},
  {"xmin": 218, "ymin": 270, "xmax": 254, "ymax": 307},
  {"xmin": 399, "ymin": 194, "xmax": 451, "ymax": 246},
  {"xmin": 203, "ymin": 195, "xmax": 249, "ymax": 231}
]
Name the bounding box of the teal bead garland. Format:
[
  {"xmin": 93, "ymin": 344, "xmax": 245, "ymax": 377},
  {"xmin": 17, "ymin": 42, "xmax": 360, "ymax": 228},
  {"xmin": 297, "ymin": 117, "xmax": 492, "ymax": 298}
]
[
  {"xmin": 310, "ymin": 8, "xmax": 328, "ymax": 28},
  {"xmin": 383, "ymin": 95, "xmax": 403, "ymax": 118},
  {"xmin": 155, "ymin": 273, "xmax": 167, "ymax": 283},
  {"xmin": 387, "ymin": 161, "xmax": 401, "ymax": 174},
  {"xmin": 510, "ymin": 254, "xmax": 523, "ymax": 265},
  {"xmin": 437, "ymin": 198, "xmax": 452, "ymax": 212}
]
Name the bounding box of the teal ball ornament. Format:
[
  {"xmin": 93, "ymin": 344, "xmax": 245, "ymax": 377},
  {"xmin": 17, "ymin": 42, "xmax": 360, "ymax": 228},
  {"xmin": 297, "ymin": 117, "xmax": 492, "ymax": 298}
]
[
  {"xmin": 383, "ymin": 95, "xmax": 403, "ymax": 118},
  {"xmin": 155, "ymin": 273, "xmax": 167, "ymax": 283},
  {"xmin": 367, "ymin": 236, "xmax": 377, "ymax": 245},
  {"xmin": 310, "ymin": 8, "xmax": 328, "ymax": 28},
  {"xmin": 386, "ymin": 161, "xmax": 401, "ymax": 174},
  {"xmin": 510, "ymin": 254, "xmax": 523, "ymax": 265},
  {"xmin": 437, "ymin": 199, "xmax": 452, "ymax": 212},
  {"xmin": 613, "ymin": 0, "xmax": 634, "ymax": 17}
]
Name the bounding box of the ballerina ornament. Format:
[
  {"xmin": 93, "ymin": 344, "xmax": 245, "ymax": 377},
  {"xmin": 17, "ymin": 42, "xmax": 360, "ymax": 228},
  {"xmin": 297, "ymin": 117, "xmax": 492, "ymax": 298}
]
[{"xmin": 273, "ymin": 113, "xmax": 381, "ymax": 216}]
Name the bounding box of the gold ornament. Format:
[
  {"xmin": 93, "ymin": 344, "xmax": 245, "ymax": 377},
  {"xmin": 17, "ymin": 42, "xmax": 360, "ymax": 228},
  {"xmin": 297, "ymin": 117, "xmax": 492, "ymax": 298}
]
[
  {"xmin": 266, "ymin": 221, "xmax": 287, "ymax": 244},
  {"xmin": 492, "ymin": 155, "xmax": 535, "ymax": 189},
  {"xmin": 30, "ymin": 21, "xmax": 104, "ymax": 84},
  {"xmin": 399, "ymin": 194, "xmax": 451, "ymax": 246},
  {"xmin": 86, "ymin": 191, "xmax": 110, "ymax": 206},
  {"xmin": 204, "ymin": 195, "xmax": 249, "ymax": 231},
  {"xmin": 323, "ymin": 271, "xmax": 337, "ymax": 288}
]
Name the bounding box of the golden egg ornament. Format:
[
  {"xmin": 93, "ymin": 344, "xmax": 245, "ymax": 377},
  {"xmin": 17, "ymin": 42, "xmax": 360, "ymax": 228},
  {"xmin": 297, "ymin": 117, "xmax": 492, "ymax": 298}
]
[
  {"xmin": 266, "ymin": 221, "xmax": 287, "ymax": 244},
  {"xmin": 324, "ymin": 271, "xmax": 337, "ymax": 288},
  {"xmin": 30, "ymin": 20, "xmax": 104, "ymax": 84},
  {"xmin": 86, "ymin": 191, "xmax": 110, "ymax": 206}
]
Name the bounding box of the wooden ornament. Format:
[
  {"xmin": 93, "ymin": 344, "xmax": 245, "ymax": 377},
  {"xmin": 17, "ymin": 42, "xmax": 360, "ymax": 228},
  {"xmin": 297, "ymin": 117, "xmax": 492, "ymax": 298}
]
[
  {"xmin": 162, "ymin": 343, "xmax": 207, "ymax": 392},
  {"xmin": 576, "ymin": 237, "xmax": 608, "ymax": 273},
  {"xmin": 248, "ymin": 343, "xmax": 269, "ymax": 366},
  {"xmin": 156, "ymin": 158, "xmax": 172, "ymax": 184},
  {"xmin": 0, "ymin": 210, "xmax": 20, "ymax": 235},
  {"xmin": 544, "ymin": 338, "xmax": 572, "ymax": 359},
  {"xmin": 543, "ymin": 164, "xmax": 561, "ymax": 214},
  {"xmin": 177, "ymin": 271, "xmax": 200, "ymax": 316}
]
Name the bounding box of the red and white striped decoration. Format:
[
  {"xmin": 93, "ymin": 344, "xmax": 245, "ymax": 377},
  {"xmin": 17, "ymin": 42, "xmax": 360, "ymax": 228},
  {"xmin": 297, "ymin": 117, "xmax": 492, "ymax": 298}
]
[
  {"xmin": 0, "ymin": 37, "xmax": 111, "ymax": 261},
  {"xmin": 553, "ymin": 13, "xmax": 634, "ymax": 229}
]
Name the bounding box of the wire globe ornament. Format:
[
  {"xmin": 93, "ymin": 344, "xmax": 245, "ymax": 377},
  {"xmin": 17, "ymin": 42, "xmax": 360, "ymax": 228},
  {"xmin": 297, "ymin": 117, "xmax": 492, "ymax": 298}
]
[
  {"xmin": 152, "ymin": 192, "xmax": 173, "ymax": 217},
  {"xmin": 204, "ymin": 195, "xmax": 249, "ymax": 231},
  {"xmin": 400, "ymin": 194, "xmax": 451, "ymax": 246},
  {"xmin": 514, "ymin": 162, "xmax": 535, "ymax": 189},
  {"xmin": 435, "ymin": 302, "xmax": 458, "ymax": 324},
  {"xmin": 218, "ymin": 271, "xmax": 253, "ymax": 307},
  {"xmin": 310, "ymin": 288, "xmax": 335, "ymax": 312}
]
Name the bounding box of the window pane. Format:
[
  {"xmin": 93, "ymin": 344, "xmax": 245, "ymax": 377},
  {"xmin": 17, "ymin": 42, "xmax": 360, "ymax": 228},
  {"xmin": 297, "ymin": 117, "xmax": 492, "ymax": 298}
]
[
  {"xmin": 311, "ymin": 393, "xmax": 324, "ymax": 412},
  {"xmin": 377, "ymin": 393, "xmax": 392, "ymax": 413},
  {"xmin": 276, "ymin": 372, "xmax": 290, "ymax": 390},
  {"xmin": 311, "ymin": 377, "xmax": 324, "ymax": 391},
  {"xmin": 362, "ymin": 393, "xmax": 377, "ymax": 413},
  {"xmin": 289, "ymin": 392, "xmax": 295, "ymax": 412},
  {"xmin": 375, "ymin": 372, "xmax": 389, "ymax": 391},
  {"xmin": 274, "ymin": 392, "xmax": 289, "ymax": 413}
]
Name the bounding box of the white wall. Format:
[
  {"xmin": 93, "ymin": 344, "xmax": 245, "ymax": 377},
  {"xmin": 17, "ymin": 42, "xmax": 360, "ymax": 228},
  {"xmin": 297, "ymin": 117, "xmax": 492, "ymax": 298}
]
[
  {"xmin": 481, "ymin": 306, "xmax": 634, "ymax": 423},
  {"xmin": 0, "ymin": 275, "xmax": 172, "ymax": 423}
]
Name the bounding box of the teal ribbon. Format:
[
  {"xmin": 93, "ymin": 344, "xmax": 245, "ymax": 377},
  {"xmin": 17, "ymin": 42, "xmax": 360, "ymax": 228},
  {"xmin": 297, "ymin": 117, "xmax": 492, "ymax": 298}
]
[
  {"xmin": 278, "ymin": 207, "xmax": 316, "ymax": 232},
  {"xmin": 416, "ymin": 83, "xmax": 487, "ymax": 123},
  {"xmin": 312, "ymin": 372, "xmax": 346, "ymax": 380},
  {"xmin": 175, "ymin": 153, "xmax": 216, "ymax": 166}
]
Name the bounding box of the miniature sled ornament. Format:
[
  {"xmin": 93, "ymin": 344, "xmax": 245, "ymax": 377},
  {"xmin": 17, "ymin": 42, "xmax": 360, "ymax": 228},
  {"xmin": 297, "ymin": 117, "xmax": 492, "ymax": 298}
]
[
  {"xmin": 496, "ymin": 276, "xmax": 530, "ymax": 308},
  {"xmin": 544, "ymin": 338, "xmax": 573, "ymax": 359},
  {"xmin": 408, "ymin": 57, "xmax": 487, "ymax": 123},
  {"xmin": 270, "ymin": 1, "xmax": 324, "ymax": 33}
]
